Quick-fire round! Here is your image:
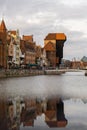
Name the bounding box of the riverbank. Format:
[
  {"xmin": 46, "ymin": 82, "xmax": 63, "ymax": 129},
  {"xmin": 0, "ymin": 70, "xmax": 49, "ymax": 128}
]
[
  {"xmin": 0, "ymin": 69, "xmax": 66, "ymax": 78},
  {"xmin": 0, "ymin": 69, "xmax": 44, "ymax": 78},
  {"xmin": 0, "ymin": 69, "xmax": 84, "ymax": 78},
  {"xmin": 44, "ymin": 69, "xmax": 65, "ymax": 75}
]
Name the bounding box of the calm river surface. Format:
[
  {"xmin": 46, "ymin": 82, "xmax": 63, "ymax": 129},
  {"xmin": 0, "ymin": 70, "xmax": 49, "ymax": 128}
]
[{"xmin": 0, "ymin": 71, "xmax": 87, "ymax": 130}]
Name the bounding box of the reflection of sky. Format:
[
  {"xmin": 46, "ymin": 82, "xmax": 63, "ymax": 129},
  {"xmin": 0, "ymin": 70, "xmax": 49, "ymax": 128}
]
[
  {"xmin": 34, "ymin": 114, "xmax": 47, "ymax": 127},
  {"xmin": 64, "ymin": 99, "xmax": 87, "ymax": 130},
  {"xmin": 20, "ymin": 99, "xmax": 87, "ymax": 130}
]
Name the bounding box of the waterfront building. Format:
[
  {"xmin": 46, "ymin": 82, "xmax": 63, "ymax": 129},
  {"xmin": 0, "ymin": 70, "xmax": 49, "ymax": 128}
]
[
  {"xmin": 0, "ymin": 19, "xmax": 21, "ymax": 69},
  {"xmin": 7, "ymin": 31, "xmax": 15, "ymax": 68},
  {"xmin": 44, "ymin": 33, "xmax": 66, "ymax": 67},
  {"xmin": 44, "ymin": 41, "xmax": 56, "ymax": 67},
  {"xmin": 35, "ymin": 45, "xmax": 42, "ymax": 65},
  {"xmin": 36, "ymin": 45, "xmax": 42, "ymax": 59},
  {"xmin": 20, "ymin": 39, "xmax": 26, "ymax": 66},
  {"xmin": 23, "ymin": 35, "xmax": 33, "ymax": 42},
  {"xmin": 8, "ymin": 30, "xmax": 21, "ymax": 67},
  {"xmin": 81, "ymin": 56, "xmax": 87, "ymax": 69},
  {"xmin": 22, "ymin": 35, "xmax": 36, "ymax": 65},
  {"xmin": 0, "ymin": 19, "xmax": 7, "ymax": 68},
  {"xmin": 70, "ymin": 57, "xmax": 85, "ymax": 69},
  {"xmin": 41, "ymin": 48, "xmax": 48, "ymax": 67}
]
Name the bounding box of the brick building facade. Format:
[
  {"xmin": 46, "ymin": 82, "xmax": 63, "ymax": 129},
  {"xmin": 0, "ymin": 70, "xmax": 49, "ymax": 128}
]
[
  {"xmin": 0, "ymin": 20, "xmax": 7, "ymax": 68},
  {"xmin": 44, "ymin": 33, "xmax": 66, "ymax": 67}
]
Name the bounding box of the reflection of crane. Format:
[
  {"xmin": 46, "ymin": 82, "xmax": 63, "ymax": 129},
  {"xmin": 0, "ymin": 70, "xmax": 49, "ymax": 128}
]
[{"xmin": 45, "ymin": 98, "xmax": 68, "ymax": 128}]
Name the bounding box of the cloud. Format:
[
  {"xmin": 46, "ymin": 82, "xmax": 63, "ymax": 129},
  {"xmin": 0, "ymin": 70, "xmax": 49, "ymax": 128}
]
[{"xmin": 0, "ymin": 0, "xmax": 87, "ymax": 59}]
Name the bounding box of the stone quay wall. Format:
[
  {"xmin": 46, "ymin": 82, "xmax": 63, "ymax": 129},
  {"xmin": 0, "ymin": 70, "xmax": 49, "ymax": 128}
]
[
  {"xmin": 0, "ymin": 69, "xmax": 66, "ymax": 78},
  {"xmin": 0, "ymin": 69, "xmax": 44, "ymax": 78}
]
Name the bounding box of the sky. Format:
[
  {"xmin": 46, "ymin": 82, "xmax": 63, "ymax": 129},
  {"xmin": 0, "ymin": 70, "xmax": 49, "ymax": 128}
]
[{"xmin": 0, "ymin": 0, "xmax": 87, "ymax": 60}]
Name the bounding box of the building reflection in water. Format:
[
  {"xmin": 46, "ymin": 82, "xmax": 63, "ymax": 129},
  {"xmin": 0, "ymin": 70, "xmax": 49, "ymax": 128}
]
[
  {"xmin": 45, "ymin": 98, "xmax": 67, "ymax": 127},
  {"xmin": 0, "ymin": 97, "xmax": 68, "ymax": 130}
]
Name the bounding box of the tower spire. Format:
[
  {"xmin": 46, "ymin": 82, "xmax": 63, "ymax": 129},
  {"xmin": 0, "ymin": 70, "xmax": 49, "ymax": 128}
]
[{"xmin": 0, "ymin": 18, "xmax": 7, "ymax": 32}]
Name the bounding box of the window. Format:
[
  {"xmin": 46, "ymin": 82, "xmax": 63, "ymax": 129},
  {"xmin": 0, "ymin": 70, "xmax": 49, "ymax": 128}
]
[{"xmin": 0, "ymin": 39, "xmax": 2, "ymax": 44}]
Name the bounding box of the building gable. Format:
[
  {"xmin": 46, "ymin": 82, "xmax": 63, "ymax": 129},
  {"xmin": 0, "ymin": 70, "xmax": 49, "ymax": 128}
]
[
  {"xmin": 44, "ymin": 42, "xmax": 55, "ymax": 51},
  {"xmin": 44, "ymin": 33, "xmax": 66, "ymax": 41},
  {"xmin": 23, "ymin": 35, "xmax": 33, "ymax": 42}
]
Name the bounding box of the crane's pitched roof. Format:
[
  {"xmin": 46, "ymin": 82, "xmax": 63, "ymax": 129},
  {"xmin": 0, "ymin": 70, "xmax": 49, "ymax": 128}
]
[{"xmin": 44, "ymin": 33, "xmax": 66, "ymax": 41}]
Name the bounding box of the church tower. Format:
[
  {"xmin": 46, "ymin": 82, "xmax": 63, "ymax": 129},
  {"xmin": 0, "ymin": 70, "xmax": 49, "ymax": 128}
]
[
  {"xmin": 0, "ymin": 19, "xmax": 7, "ymax": 68},
  {"xmin": 0, "ymin": 19, "xmax": 7, "ymax": 33}
]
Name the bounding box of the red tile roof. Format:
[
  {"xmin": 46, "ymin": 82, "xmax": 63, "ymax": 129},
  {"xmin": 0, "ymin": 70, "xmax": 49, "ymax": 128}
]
[
  {"xmin": 44, "ymin": 41, "xmax": 55, "ymax": 51},
  {"xmin": 44, "ymin": 33, "xmax": 66, "ymax": 40},
  {"xmin": 56, "ymin": 33, "xmax": 66, "ymax": 40},
  {"xmin": 9, "ymin": 30, "xmax": 16, "ymax": 35},
  {"xmin": 23, "ymin": 35, "xmax": 33, "ymax": 42},
  {"xmin": 45, "ymin": 110, "xmax": 56, "ymax": 120},
  {"xmin": 44, "ymin": 33, "xmax": 56, "ymax": 40},
  {"xmin": 0, "ymin": 20, "xmax": 7, "ymax": 32}
]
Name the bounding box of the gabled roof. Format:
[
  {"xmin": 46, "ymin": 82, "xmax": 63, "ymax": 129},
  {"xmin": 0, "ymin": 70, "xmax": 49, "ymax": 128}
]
[
  {"xmin": 56, "ymin": 33, "xmax": 66, "ymax": 40},
  {"xmin": 44, "ymin": 33, "xmax": 66, "ymax": 41},
  {"xmin": 45, "ymin": 110, "xmax": 56, "ymax": 120},
  {"xmin": 44, "ymin": 41, "xmax": 55, "ymax": 51},
  {"xmin": 9, "ymin": 30, "xmax": 16, "ymax": 35},
  {"xmin": 45, "ymin": 33, "xmax": 56, "ymax": 40},
  {"xmin": 0, "ymin": 19, "xmax": 7, "ymax": 32},
  {"xmin": 23, "ymin": 35, "xmax": 33, "ymax": 42}
]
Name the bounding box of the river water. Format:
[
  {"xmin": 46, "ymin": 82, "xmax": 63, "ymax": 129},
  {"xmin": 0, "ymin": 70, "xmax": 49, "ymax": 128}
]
[{"xmin": 0, "ymin": 71, "xmax": 87, "ymax": 130}]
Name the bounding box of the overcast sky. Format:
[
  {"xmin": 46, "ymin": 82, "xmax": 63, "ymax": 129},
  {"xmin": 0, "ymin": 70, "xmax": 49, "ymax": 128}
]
[{"xmin": 0, "ymin": 0, "xmax": 87, "ymax": 60}]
